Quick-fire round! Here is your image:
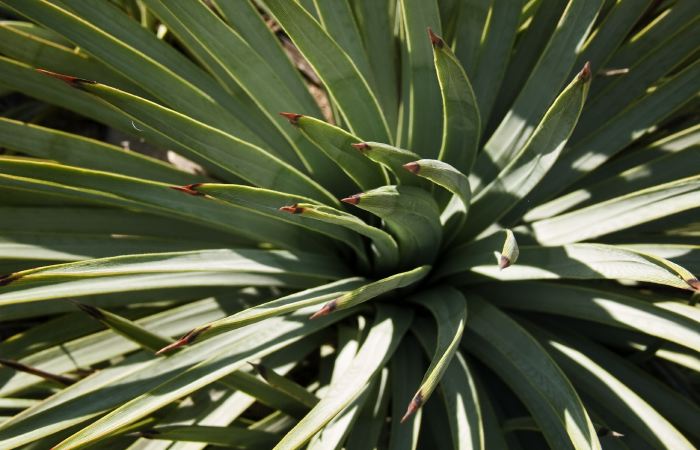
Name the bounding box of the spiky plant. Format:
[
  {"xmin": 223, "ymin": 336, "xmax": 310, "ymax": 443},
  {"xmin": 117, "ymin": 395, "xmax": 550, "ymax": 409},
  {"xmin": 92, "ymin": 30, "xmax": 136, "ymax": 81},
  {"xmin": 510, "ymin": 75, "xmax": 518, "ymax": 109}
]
[{"xmin": 0, "ymin": 0, "xmax": 698, "ymax": 448}]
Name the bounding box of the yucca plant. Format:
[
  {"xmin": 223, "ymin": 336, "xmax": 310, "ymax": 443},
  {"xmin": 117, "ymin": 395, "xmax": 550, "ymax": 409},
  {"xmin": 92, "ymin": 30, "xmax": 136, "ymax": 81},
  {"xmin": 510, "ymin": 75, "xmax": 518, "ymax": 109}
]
[{"xmin": 0, "ymin": 0, "xmax": 698, "ymax": 448}]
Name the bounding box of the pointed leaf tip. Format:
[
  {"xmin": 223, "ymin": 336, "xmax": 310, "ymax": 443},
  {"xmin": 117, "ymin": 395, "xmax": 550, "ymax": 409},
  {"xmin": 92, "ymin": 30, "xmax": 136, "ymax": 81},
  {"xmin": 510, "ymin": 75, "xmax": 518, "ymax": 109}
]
[
  {"xmin": 578, "ymin": 62, "xmax": 592, "ymax": 82},
  {"xmin": 309, "ymin": 300, "xmax": 338, "ymax": 320},
  {"xmin": 340, "ymin": 194, "xmax": 362, "ymax": 205},
  {"xmin": 279, "ymin": 112, "xmax": 303, "ymax": 125},
  {"xmin": 155, "ymin": 326, "xmax": 210, "ymax": 355},
  {"xmin": 400, "ymin": 392, "xmax": 423, "ymax": 423},
  {"xmin": 351, "ymin": 142, "xmax": 370, "ymax": 152},
  {"xmin": 688, "ymin": 278, "xmax": 700, "ymax": 291},
  {"xmin": 279, "ymin": 204, "xmax": 305, "ymax": 214},
  {"xmin": 427, "ymin": 28, "xmax": 444, "ymax": 48},
  {"xmin": 498, "ymin": 255, "xmax": 511, "ymax": 270},
  {"xmin": 35, "ymin": 69, "xmax": 96, "ymax": 87},
  {"xmin": 403, "ymin": 162, "xmax": 421, "ymax": 174},
  {"xmin": 170, "ymin": 183, "xmax": 203, "ymax": 196}
]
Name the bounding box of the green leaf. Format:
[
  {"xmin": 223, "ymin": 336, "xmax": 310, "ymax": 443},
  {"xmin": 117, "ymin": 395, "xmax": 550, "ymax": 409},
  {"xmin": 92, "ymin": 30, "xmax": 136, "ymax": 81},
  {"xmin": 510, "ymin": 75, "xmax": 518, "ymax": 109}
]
[
  {"xmin": 481, "ymin": 281, "xmax": 700, "ymax": 353},
  {"xmin": 0, "ymin": 118, "xmax": 197, "ymax": 185},
  {"xmin": 70, "ymin": 81, "xmax": 336, "ymax": 204},
  {"xmin": 344, "ymin": 368, "xmax": 391, "ymax": 450},
  {"xmin": 250, "ymin": 363, "xmax": 319, "ymax": 409},
  {"xmin": 52, "ymin": 306, "xmax": 353, "ymax": 449},
  {"xmin": 414, "ymin": 317, "xmax": 485, "ymax": 450},
  {"xmin": 521, "ymin": 59, "xmax": 700, "ymax": 214},
  {"xmin": 0, "ymin": 20, "xmax": 145, "ymax": 95},
  {"xmin": 398, "ymin": 0, "xmax": 443, "ymax": 157},
  {"xmin": 350, "ymin": 0, "xmax": 399, "ymax": 134},
  {"xmin": 531, "ymin": 175, "xmax": 700, "ymax": 245},
  {"xmin": 343, "ymin": 185, "xmax": 442, "ymax": 264},
  {"xmin": 141, "ymin": 425, "xmax": 278, "ymax": 448},
  {"xmin": 430, "ymin": 29, "xmax": 481, "ymax": 172},
  {"xmin": 189, "ymin": 184, "xmax": 366, "ymax": 263},
  {"xmin": 388, "ymin": 334, "xmax": 424, "ymax": 450},
  {"xmin": 452, "ymin": 0, "xmax": 491, "ymax": 77},
  {"xmin": 273, "ymin": 304, "xmax": 413, "ymax": 449},
  {"xmin": 528, "ymin": 325, "xmax": 695, "ymax": 449},
  {"xmin": 143, "ymin": 0, "xmax": 351, "ymax": 192},
  {"xmin": 403, "ymin": 159, "xmax": 471, "ymax": 236},
  {"xmin": 463, "ymin": 295, "xmax": 600, "ymax": 450},
  {"xmin": 0, "ymin": 158, "xmax": 325, "ymax": 252},
  {"xmin": 157, "ymin": 278, "xmax": 364, "ymax": 354},
  {"xmin": 282, "ymin": 203, "xmax": 399, "ymax": 273},
  {"xmin": 524, "ymin": 144, "xmax": 700, "ymax": 221},
  {"xmin": 285, "ymin": 115, "xmax": 387, "ymax": 191},
  {"xmin": 439, "ymin": 238, "xmax": 699, "ymax": 291},
  {"xmin": 262, "ymin": 0, "xmax": 391, "ymax": 143},
  {"xmin": 73, "ymin": 303, "xmax": 170, "ymax": 353},
  {"xmin": 309, "ymin": 266, "xmax": 430, "ymax": 319},
  {"xmin": 354, "ymin": 142, "xmax": 421, "ymax": 186},
  {"xmin": 480, "ymin": 0, "xmax": 602, "ymax": 175},
  {"xmin": 464, "ymin": 63, "xmax": 591, "ymax": 238},
  {"xmin": 401, "ymin": 286, "xmax": 467, "ymax": 421},
  {"xmin": 468, "ymin": 0, "xmax": 524, "ymax": 124},
  {"xmin": 3, "ymin": 0, "xmax": 270, "ymax": 148}
]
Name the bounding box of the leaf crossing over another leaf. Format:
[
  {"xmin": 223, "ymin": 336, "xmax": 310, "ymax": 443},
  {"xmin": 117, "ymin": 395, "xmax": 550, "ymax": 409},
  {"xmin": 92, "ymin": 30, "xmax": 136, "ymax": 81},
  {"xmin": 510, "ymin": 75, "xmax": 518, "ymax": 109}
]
[
  {"xmin": 353, "ymin": 142, "xmax": 422, "ymax": 186},
  {"xmin": 477, "ymin": 0, "xmax": 603, "ymax": 180},
  {"xmin": 531, "ymin": 175, "xmax": 700, "ymax": 245},
  {"xmin": 401, "ymin": 286, "xmax": 467, "ymax": 422},
  {"xmin": 463, "ymin": 62, "xmax": 592, "ymax": 239},
  {"xmin": 280, "ymin": 114, "xmax": 388, "ymax": 191},
  {"xmin": 429, "ymin": 29, "xmax": 481, "ymax": 173},
  {"xmin": 482, "ymin": 281, "xmax": 700, "ymax": 354},
  {"xmin": 462, "ymin": 295, "xmax": 601, "ymax": 450},
  {"xmin": 403, "ymin": 158, "xmax": 472, "ymax": 240},
  {"xmin": 527, "ymin": 325, "xmax": 695, "ymax": 450},
  {"xmin": 51, "ymin": 305, "xmax": 354, "ymax": 450},
  {"xmin": 438, "ymin": 236, "xmax": 699, "ymax": 292},
  {"xmin": 62, "ymin": 80, "xmax": 337, "ymax": 204},
  {"xmin": 249, "ymin": 362, "xmax": 319, "ymax": 409},
  {"xmin": 280, "ymin": 203, "xmax": 399, "ymax": 273},
  {"xmin": 342, "ymin": 185, "xmax": 442, "ymax": 265},
  {"xmin": 274, "ymin": 304, "xmax": 412, "ymax": 449},
  {"xmin": 263, "ymin": 0, "xmax": 392, "ymax": 143},
  {"xmin": 73, "ymin": 303, "xmax": 170, "ymax": 353},
  {"xmin": 157, "ymin": 278, "xmax": 364, "ymax": 354},
  {"xmin": 309, "ymin": 266, "xmax": 430, "ymax": 319}
]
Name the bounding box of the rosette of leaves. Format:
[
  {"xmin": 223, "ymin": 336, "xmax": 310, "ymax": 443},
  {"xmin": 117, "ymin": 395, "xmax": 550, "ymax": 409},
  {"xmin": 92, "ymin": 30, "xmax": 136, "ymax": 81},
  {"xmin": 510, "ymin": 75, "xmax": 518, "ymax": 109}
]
[{"xmin": 0, "ymin": 1, "xmax": 698, "ymax": 449}]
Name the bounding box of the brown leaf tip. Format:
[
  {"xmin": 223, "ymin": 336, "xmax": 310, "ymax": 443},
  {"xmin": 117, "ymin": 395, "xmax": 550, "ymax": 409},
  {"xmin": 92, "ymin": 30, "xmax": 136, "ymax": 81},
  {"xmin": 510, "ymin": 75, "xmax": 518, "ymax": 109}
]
[
  {"xmin": 279, "ymin": 112, "xmax": 303, "ymax": 125},
  {"xmin": 155, "ymin": 325, "xmax": 210, "ymax": 355},
  {"xmin": 498, "ymin": 255, "xmax": 511, "ymax": 270},
  {"xmin": 309, "ymin": 299, "xmax": 338, "ymax": 320},
  {"xmin": 687, "ymin": 278, "xmax": 700, "ymax": 291},
  {"xmin": 427, "ymin": 28, "xmax": 444, "ymax": 48},
  {"xmin": 401, "ymin": 392, "xmax": 424, "ymax": 423},
  {"xmin": 279, "ymin": 204, "xmax": 305, "ymax": 214},
  {"xmin": 578, "ymin": 62, "xmax": 592, "ymax": 82},
  {"xmin": 75, "ymin": 302, "xmax": 104, "ymax": 320},
  {"xmin": 0, "ymin": 273, "xmax": 19, "ymax": 287},
  {"xmin": 341, "ymin": 194, "xmax": 362, "ymax": 205},
  {"xmin": 351, "ymin": 142, "xmax": 370, "ymax": 152},
  {"xmin": 403, "ymin": 162, "xmax": 421, "ymax": 174},
  {"xmin": 36, "ymin": 69, "xmax": 96, "ymax": 87},
  {"xmin": 170, "ymin": 183, "xmax": 203, "ymax": 196}
]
